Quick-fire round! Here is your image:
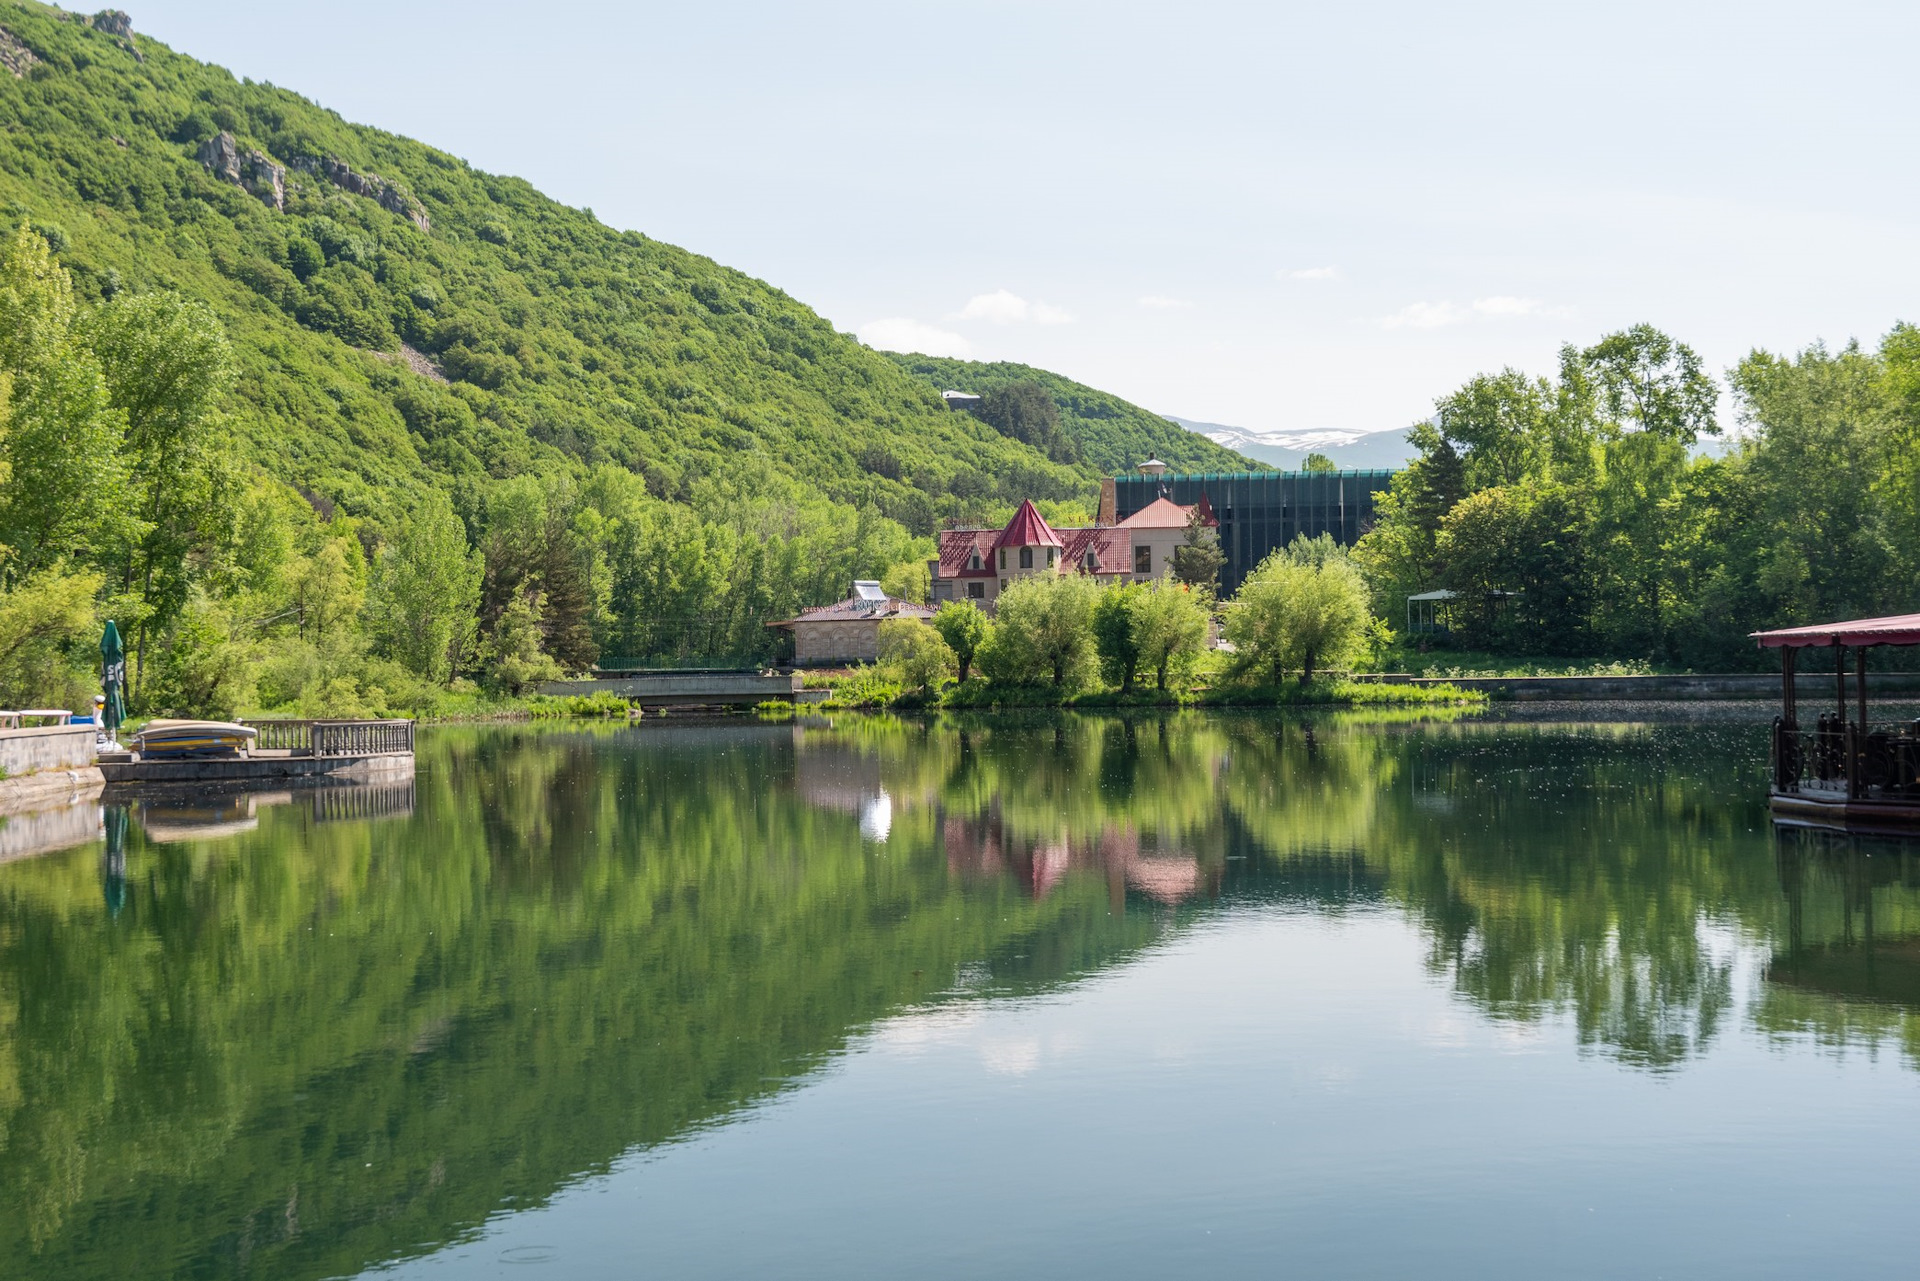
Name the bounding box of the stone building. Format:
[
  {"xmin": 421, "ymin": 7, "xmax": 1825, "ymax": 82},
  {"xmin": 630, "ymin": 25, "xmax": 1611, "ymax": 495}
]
[{"xmin": 767, "ymin": 582, "xmax": 936, "ymax": 666}]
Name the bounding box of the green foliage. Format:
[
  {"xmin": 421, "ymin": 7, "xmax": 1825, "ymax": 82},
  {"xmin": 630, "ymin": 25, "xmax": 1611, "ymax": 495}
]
[
  {"xmin": 1354, "ymin": 321, "xmax": 1920, "ymax": 668},
  {"xmin": 975, "ymin": 380, "xmax": 1079, "ymax": 464},
  {"xmin": 877, "ymin": 618, "xmax": 955, "ymax": 696},
  {"xmin": 888, "ymin": 355, "xmax": 1257, "ymax": 479},
  {"xmin": 366, "ymin": 489, "xmax": 481, "ymax": 684},
  {"xmin": 478, "ymin": 592, "xmax": 563, "ymax": 695},
  {"xmin": 1225, "ymin": 539, "xmax": 1372, "ymax": 685},
  {"xmin": 0, "ymin": 565, "xmax": 100, "ymax": 707},
  {"xmin": 1169, "ymin": 502, "xmax": 1224, "ymax": 592},
  {"xmin": 1091, "ymin": 583, "xmax": 1145, "ymax": 690},
  {"xmin": 979, "ymin": 573, "xmax": 1101, "ymax": 688},
  {"xmin": 931, "ymin": 599, "xmax": 989, "ymax": 683},
  {"xmin": 1302, "ymin": 452, "xmax": 1337, "ymax": 472},
  {"xmin": 1131, "ymin": 579, "xmax": 1210, "ymax": 690}
]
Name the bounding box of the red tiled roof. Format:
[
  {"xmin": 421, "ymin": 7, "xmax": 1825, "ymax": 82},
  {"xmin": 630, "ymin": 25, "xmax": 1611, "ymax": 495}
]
[
  {"xmin": 1059, "ymin": 526, "xmax": 1131, "ymax": 574},
  {"xmin": 937, "ymin": 529, "xmax": 1000, "ymax": 577},
  {"xmin": 993, "ymin": 500, "xmax": 1064, "ymax": 549},
  {"xmin": 768, "ymin": 596, "xmax": 937, "ymax": 628}
]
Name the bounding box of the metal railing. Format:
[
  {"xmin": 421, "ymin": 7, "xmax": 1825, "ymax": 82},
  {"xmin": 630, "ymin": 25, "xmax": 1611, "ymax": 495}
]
[
  {"xmin": 1772, "ymin": 715, "xmax": 1920, "ymax": 799},
  {"xmin": 241, "ymin": 719, "xmax": 415, "ymax": 757}
]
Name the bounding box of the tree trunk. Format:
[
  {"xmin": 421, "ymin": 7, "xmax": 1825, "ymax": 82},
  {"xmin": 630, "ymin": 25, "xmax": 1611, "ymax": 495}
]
[
  {"xmin": 957, "ymin": 655, "xmax": 971, "ymax": 683},
  {"xmin": 1300, "ymin": 646, "xmax": 1316, "ymax": 687}
]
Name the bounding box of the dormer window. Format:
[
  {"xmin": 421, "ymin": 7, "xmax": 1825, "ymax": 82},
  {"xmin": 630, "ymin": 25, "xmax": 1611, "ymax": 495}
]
[
  {"xmin": 968, "ymin": 551, "xmax": 981, "ymax": 571},
  {"xmin": 1084, "ymin": 550, "xmax": 1097, "ymax": 570}
]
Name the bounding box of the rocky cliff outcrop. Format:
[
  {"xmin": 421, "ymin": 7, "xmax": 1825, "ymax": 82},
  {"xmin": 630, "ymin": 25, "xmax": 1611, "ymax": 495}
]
[
  {"xmin": 199, "ymin": 131, "xmax": 285, "ymax": 211},
  {"xmin": 88, "ymin": 10, "xmax": 134, "ymax": 39},
  {"xmin": 0, "ymin": 28, "xmax": 40, "ymax": 78},
  {"xmin": 293, "ymin": 155, "xmax": 431, "ymax": 232},
  {"xmin": 56, "ymin": 9, "xmax": 140, "ymax": 60}
]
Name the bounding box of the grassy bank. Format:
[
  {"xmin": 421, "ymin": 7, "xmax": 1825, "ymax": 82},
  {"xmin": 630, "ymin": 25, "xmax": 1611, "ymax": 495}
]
[{"xmin": 804, "ymin": 663, "xmax": 1483, "ymax": 712}]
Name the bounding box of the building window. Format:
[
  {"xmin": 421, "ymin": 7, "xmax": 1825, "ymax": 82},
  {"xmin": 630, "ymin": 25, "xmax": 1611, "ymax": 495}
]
[
  {"xmin": 1085, "ymin": 551, "xmax": 1097, "ymax": 570},
  {"xmin": 1047, "ymin": 548, "xmax": 1055, "ymax": 567},
  {"xmin": 1134, "ymin": 545, "xmax": 1151, "ymax": 574},
  {"xmin": 1019, "ymin": 547, "xmax": 1033, "ymax": 569},
  {"xmin": 999, "ymin": 578, "xmax": 1007, "ymax": 591},
  {"xmin": 968, "ymin": 551, "xmax": 981, "ymax": 570},
  {"xmin": 998, "ymin": 548, "xmax": 1006, "ymax": 570},
  {"xmin": 968, "ymin": 581, "xmax": 985, "ymax": 599}
]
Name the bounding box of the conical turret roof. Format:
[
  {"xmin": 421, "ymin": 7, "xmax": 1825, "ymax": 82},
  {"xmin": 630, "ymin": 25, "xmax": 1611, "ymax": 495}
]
[{"xmin": 993, "ymin": 499, "xmax": 1064, "ymax": 549}]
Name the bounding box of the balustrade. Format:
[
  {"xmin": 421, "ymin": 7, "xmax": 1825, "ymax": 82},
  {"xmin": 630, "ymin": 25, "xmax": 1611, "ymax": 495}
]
[{"xmin": 241, "ymin": 718, "xmax": 414, "ymax": 757}]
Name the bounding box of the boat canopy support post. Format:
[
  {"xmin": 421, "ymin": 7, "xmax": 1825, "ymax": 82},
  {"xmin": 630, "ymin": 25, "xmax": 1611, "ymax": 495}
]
[
  {"xmin": 1857, "ymin": 644, "xmax": 1869, "ymax": 730},
  {"xmin": 1837, "ymin": 643, "xmax": 1847, "ymax": 726},
  {"xmin": 1782, "ymin": 645, "xmax": 1797, "ymax": 726}
]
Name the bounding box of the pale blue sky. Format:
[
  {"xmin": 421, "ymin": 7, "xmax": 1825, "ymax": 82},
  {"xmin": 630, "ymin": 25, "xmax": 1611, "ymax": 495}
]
[{"xmin": 129, "ymin": 1, "xmax": 1919, "ymax": 434}]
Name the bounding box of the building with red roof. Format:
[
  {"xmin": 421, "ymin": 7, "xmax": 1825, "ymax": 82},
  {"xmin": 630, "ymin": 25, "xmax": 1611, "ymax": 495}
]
[{"xmin": 930, "ymin": 496, "xmax": 1213, "ymax": 609}]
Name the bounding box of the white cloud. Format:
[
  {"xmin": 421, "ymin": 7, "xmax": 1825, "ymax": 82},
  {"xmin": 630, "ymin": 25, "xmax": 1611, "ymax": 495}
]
[
  {"xmin": 955, "ymin": 289, "xmax": 1074, "ymax": 325},
  {"xmin": 857, "ymin": 317, "xmax": 973, "ymax": 358},
  {"xmin": 1472, "ymin": 295, "xmax": 1543, "ymax": 316},
  {"xmin": 1137, "ymin": 295, "xmax": 1194, "ymax": 310},
  {"xmin": 1282, "ymin": 266, "xmax": 1339, "ymax": 280},
  {"xmin": 1379, "ymin": 300, "xmax": 1468, "ymax": 329},
  {"xmin": 1378, "ymin": 296, "xmax": 1557, "ymax": 329}
]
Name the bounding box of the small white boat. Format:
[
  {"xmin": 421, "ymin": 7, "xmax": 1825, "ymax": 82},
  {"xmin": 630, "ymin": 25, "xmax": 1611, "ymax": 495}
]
[{"xmin": 132, "ymin": 719, "xmax": 258, "ymax": 759}]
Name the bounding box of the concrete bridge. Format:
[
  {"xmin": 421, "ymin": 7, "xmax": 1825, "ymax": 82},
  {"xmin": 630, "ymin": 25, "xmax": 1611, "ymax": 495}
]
[{"xmin": 538, "ymin": 671, "xmax": 802, "ymax": 709}]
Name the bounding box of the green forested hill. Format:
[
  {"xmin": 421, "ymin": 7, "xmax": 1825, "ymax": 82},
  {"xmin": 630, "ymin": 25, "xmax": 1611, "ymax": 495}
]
[
  {"xmin": 888, "ymin": 354, "xmax": 1257, "ymax": 475},
  {"xmin": 0, "ymin": 4, "xmax": 1221, "ymax": 523},
  {"xmin": 0, "ymin": 4, "xmax": 1257, "ymax": 704}
]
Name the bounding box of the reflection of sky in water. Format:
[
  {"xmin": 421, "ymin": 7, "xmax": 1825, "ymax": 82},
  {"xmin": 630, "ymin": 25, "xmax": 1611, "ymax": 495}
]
[
  {"xmin": 381, "ymin": 907, "xmax": 1920, "ymax": 1281},
  {"xmin": 858, "ymin": 790, "xmax": 892, "ymax": 843},
  {"xmin": 16, "ymin": 716, "xmax": 1920, "ymax": 1281}
]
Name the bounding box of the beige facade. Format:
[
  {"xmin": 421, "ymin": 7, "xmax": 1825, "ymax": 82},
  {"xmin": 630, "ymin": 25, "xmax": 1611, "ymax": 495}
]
[{"xmin": 793, "ymin": 618, "xmax": 887, "ymax": 665}]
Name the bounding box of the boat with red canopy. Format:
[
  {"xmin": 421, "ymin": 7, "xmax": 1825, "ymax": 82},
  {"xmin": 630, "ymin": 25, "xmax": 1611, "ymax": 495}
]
[{"xmin": 1754, "ymin": 613, "xmax": 1920, "ymax": 831}]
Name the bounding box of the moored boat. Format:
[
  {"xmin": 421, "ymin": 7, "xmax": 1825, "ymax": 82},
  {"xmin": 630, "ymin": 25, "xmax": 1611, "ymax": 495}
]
[
  {"xmin": 1755, "ymin": 614, "xmax": 1920, "ymax": 832},
  {"xmin": 131, "ymin": 719, "xmax": 259, "ymax": 759}
]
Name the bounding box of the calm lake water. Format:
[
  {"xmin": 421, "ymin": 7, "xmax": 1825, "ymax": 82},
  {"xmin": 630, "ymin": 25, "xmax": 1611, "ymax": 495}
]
[{"xmin": 4, "ymin": 709, "xmax": 1918, "ymax": 1279}]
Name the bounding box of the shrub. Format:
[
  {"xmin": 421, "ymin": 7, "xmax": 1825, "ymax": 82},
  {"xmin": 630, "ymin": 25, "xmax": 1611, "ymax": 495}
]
[
  {"xmin": 877, "ymin": 617, "xmax": 954, "ymax": 695},
  {"xmin": 930, "ymin": 599, "xmax": 989, "ymax": 682}
]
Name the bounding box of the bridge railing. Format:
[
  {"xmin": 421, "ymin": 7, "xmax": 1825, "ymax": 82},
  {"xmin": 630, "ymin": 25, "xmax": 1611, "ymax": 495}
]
[
  {"xmin": 241, "ymin": 719, "xmax": 415, "ymax": 756},
  {"xmin": 313, "ymin": 720, "xmax": 415, "ymax": 757}
]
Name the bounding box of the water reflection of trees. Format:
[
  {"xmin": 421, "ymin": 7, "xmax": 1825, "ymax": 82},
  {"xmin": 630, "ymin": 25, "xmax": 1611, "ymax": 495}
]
[
  {"xmin": 1757, "ymin": 828, "xmax": 1920, "ymax": 1066},
  {"xmin": 7, "ymin": 715, "xmax": 1920, "ymax": 1280},
  {"xmin": 818, "ymin": 714, "xmax": 1793, "ymax": 1071},
  {"xmin": 0, "ymin": 723, "xmax": 1164, "ymax": 1281}
]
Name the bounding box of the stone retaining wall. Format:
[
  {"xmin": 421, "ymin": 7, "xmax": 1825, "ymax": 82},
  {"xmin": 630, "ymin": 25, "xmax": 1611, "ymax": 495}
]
[{"xmin": 0, "ymin": 724, "xmax": 95, "ymax": 776}]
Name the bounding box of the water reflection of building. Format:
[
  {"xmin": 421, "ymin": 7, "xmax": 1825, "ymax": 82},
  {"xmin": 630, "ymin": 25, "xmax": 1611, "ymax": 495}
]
[
  {"xmin": 940, "ymin": 810, "xmax": 1216, "ymax": 906},
  {"xmin": 794, "ymin": 741, "xmax": 895, "ymax": 842}
]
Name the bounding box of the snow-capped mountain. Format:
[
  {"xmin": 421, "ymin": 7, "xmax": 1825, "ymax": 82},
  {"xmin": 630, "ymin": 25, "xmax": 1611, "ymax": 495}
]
[{"xmin": 1166, "ymin": 417, "xmax": 1419, "ymax": 471}]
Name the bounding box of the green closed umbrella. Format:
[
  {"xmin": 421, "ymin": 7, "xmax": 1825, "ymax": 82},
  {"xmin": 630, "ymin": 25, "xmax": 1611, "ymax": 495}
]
[{"xmin": 100, "ymin": 620, "xmax": 126, "ymax": 738}]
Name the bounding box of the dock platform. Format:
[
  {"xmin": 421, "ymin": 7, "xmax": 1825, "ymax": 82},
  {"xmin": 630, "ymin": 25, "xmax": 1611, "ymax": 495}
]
[{"xmin": 99, "ymin": 719, "xmax": 415, "ymax": 789}]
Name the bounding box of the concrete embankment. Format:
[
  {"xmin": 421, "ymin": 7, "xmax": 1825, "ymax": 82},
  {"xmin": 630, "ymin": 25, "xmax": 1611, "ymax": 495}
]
[
  {"xmin": 1358, "ymin": 672, "xmax": 1920, "ymax": 702},
  {"xmin": 0, "ymin": 725, "xmax": 104, "ymax": 861},
  {"xmin": 0, "ymin": 723, "xmax": 103, "ymax": 816}
]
